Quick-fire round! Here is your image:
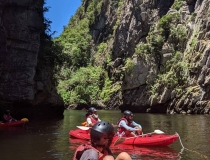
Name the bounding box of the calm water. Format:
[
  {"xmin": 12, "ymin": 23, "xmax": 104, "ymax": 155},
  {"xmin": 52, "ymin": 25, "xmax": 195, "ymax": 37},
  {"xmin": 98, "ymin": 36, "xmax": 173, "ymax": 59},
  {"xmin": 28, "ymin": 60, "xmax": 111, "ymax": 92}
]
[{"xmin": 0, "ymin": 110, "xmax": 209, "ymax": 160}]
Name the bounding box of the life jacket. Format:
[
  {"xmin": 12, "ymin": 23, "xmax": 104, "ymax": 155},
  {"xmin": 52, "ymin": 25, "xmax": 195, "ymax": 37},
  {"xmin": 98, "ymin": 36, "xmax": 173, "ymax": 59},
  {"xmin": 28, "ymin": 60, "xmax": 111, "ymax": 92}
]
[
  {"xmin": 87, "ymin": 115, "xmax": 99, "ymax": 125},
  {"xmin": 73, "ymin": 144, "xmax": 107, "ymax": 160},
  {"xmin": 3, "ymin": 114, "xmax": 13, "ymax": 122},
  {"xmin": 117, "ymin": 117, "xmax": 132, "ymax": 136}
]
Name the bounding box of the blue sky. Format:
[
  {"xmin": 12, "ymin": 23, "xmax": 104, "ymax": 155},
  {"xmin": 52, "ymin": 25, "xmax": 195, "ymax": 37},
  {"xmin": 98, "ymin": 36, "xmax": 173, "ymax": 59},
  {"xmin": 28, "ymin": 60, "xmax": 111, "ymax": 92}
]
[{"xmin": 45, "ymin": 0, "xmax": 82, "ymax": 37}]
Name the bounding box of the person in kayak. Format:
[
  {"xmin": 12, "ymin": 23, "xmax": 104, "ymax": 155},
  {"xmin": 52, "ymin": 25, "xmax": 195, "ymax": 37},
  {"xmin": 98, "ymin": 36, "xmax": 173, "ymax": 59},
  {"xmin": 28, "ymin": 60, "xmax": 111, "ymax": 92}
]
[
  {"xmin": 73, "ymin": 121, "xmax": 132, "ymax": 160},
  {"xmin": 3, "ymin": 110, "xmax": 17, "ymax": 122},
  {"xmin": 117, "ymin": 110, "xmax": 142, "ymax": 137},
  {"xmin": 86, "ymin": 107, "xmax": 101, "ymax": 127}
]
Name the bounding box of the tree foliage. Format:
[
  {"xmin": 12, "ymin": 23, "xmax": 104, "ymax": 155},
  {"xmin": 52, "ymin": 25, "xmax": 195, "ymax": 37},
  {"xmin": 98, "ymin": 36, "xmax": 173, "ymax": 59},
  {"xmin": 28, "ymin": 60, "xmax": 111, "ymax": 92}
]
[
  {"xmin": 57, "ymin": 66, "xmax": 105, "ymax": 105},
  {"xmin": 40, "ymin": 2, "xmax": 67, "ymax": 74},
  {"xmin": 57, "ymin": 18, "xmax": 92, "ymax": 69}
]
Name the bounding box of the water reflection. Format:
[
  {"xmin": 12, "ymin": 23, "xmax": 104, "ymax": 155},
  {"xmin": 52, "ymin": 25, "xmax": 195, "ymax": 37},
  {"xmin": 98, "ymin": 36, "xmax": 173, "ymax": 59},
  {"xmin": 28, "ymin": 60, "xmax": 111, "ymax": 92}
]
[
  {"xmin": 0, "ymin": 110, "xmax": 210, "ymax": 160},
  {"xmin": 111, "ymin": 145, "xmax": 180, "ymax": 160},
  {"xmin": 69, "ymin": 137, "xmax": 180, "ymax": 160},
  {"xmin": 69, "ymin": 137, "xmax": 89, "ymax": 149},
  {"xmin": 68, "ymin": 110, "xmax": 210, "ymax": 160},
  {"xmin": 0, "ymin": 126, "xmax": 26, "ymax": 138}
]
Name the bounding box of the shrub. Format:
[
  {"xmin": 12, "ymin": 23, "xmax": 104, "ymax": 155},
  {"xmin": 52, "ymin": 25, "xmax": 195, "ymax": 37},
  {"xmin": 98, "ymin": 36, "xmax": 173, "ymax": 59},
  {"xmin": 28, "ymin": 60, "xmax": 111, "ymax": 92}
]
[
  {"xmin": 57, "ymin": 66, "xmax": 104, "ymax": 105},
  {"xmin": 125, "ymin": 58, "xmax": 135, "ymax": 73}
]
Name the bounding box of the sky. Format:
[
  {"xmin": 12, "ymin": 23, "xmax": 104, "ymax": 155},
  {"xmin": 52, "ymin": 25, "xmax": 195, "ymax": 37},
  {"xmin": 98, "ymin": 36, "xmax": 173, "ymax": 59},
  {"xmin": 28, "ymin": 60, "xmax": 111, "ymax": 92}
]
[{"xmin": 45, "ymin": 0, "xmax": 82, "ymax": 37}]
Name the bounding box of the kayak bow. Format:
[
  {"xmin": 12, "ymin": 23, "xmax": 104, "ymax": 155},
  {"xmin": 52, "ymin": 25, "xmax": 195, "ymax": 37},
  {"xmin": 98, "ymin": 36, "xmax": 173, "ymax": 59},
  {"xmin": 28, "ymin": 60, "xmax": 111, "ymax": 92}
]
[
  {"xmin": 69, "ymin": 129, "xmax": 178, "ymax": 146},
  {"xmin": 0, "ymin": 118, "xmax": 29, "ymax": 128}
]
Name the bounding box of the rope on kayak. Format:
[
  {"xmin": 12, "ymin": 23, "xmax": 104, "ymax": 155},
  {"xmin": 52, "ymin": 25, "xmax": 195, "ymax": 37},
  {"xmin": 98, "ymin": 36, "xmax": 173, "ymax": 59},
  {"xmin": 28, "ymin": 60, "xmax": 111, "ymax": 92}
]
[
  {"xmin": 176, "ymin": 132, "xmax": 184, "ymax": 148},
  {"xmin": 176, "ymin": 132, "xmax": 208, "ymax": 159}
]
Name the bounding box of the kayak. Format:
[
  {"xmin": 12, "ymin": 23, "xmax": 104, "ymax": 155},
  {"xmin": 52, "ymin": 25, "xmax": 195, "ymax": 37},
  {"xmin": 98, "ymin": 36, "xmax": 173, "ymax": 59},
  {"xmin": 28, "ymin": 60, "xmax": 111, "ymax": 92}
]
[
  {"xmin": 69, "ymin": 138, "xmax": 180, "ymax": 159},
  {"xmin": 0, "ymin": 118, "xmax": 29, "ymax": 128},
  {"xmin": 69, "ymin": 129, "xmax": 178, "ymax": 146},
  {"xmin": 69, "ymin": 129, "xmax": 90, "ymax": 140}
]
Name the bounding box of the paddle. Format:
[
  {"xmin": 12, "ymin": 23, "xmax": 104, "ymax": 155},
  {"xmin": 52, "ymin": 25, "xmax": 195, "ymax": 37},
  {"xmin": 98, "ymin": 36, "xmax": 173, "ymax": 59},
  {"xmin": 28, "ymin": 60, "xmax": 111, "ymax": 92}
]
[
  {"xmin": 113, "ymin": 129, "xmax": 165, "ymax": 146},
  {"xmin": 77, "ymin": 126, "xmax": 91, "ymax": 130},
  {"xmin": 77, "ymin": 123, "xmax": 117, "ymax": 130},
  {"xmin": 81, "ymin": 121, "xmax": 87, "ymax": 126}
]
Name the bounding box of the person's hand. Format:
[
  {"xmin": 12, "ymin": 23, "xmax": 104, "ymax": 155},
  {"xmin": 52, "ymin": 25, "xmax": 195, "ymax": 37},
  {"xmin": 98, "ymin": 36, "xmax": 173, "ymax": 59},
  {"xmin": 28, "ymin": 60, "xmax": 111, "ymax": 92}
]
[
  {"xmin": 112, "ymin": 123, "xmax": 117, "ymax": 127},
  {"xmin": 136, "ymin": 129, "xmax": 142, "ymax": 135}
]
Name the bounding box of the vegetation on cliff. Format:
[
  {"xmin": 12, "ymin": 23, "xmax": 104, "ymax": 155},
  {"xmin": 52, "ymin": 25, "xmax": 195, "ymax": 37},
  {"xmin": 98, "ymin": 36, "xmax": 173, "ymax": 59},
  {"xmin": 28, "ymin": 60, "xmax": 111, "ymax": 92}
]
[
  {"xmin": 49, "ymin": 1, "xmax": 180, "ymax": 105},
  {"xmin": 45, "ymin": 0, "xmax": 119, "ymax": 108},
  {"xmin": 44, "ymin": 0, "xmax": 210, "ymax": 114}
]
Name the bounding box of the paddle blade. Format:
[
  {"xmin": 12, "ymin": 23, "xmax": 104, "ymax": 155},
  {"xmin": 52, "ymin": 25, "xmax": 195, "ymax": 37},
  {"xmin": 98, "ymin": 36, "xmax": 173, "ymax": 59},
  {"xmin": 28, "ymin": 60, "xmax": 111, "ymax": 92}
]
[
  {"xmin": 154, "ymin": 130, "xmax": 164, "ymax": 134},
  {"xmin": 77, "ymin": 126, "xmax": 90, "ymax": 130},
  {"xmin": 21, "ymin": 118, "xmax": 29, "ymax": 122},
  {"xmin": 81, "ymin": 121, "xmax": 87, "ymax": 126},
  {"xmin": 113, "ymin": 137, "xmax": 126, "ymax": 146}
]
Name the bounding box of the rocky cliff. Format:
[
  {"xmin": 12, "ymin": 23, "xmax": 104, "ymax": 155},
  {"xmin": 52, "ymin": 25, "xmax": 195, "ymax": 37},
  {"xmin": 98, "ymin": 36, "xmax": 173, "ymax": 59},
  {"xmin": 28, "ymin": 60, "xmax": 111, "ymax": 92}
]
[
  {"xmin": 0, "ymin": 0, "xmax": 64, "ymax": 118},
  {"xmin": 75, "ymin": 0, "xmax": 210, "ymax": 114}
]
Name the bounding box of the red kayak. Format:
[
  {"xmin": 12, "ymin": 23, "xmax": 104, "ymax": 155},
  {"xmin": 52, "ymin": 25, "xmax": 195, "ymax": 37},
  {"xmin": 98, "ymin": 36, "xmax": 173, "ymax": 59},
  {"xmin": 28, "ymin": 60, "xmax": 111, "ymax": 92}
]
[
  {"xmin": 69, "ymin": 138, "xmax": 180, "ymax": 159},
  {"xmin": 0, "ymin": 118, "xmax": 29, "ymax": 128},
  {"xmin": 69, "ymin": 129, "xmax": 178, "ymax": 146}
]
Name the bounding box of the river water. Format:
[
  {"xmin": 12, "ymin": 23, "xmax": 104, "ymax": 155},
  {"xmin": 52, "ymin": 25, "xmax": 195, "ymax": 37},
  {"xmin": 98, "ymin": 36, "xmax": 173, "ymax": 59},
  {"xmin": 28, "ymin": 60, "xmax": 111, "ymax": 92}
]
[{"xmin": 0, "ymin": 110, "xmax": 209, "ymax": 160}]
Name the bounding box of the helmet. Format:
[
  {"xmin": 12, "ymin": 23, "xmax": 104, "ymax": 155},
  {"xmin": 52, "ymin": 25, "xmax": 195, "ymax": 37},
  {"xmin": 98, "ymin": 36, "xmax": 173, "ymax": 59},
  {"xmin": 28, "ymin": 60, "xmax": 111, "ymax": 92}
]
[
  {"xmin": 123, "ymin": 110, "xmax": 133, "ymax": 117},
  {"xmin": 6, "ymin": 110, "xmax": 10, "ymax": 114},
  {"xmin": 88, "ymin": 107, "xmax": 97, "ymax": 114},
  {"xmin": 90, "ymin": 121, "xmax": 115, "ymax": 147}
]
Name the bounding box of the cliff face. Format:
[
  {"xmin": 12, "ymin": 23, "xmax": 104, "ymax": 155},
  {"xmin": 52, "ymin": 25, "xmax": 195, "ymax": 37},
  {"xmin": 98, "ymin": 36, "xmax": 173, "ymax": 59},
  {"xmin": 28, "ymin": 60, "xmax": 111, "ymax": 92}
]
[
  {"xmin": 0, "ymin": 0, "xmax": 64, "ymax": 118},
  {"xmin": 82, "ymin": 0, "xmax": 210, "ymax": 114}
]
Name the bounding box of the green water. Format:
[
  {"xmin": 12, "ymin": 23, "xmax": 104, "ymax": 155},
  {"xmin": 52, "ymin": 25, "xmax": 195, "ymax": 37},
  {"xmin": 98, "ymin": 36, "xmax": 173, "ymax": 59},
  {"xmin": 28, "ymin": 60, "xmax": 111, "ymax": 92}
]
[{"xmin": 0, "ymin": 110, "xmax": 209, "ymax": 160}]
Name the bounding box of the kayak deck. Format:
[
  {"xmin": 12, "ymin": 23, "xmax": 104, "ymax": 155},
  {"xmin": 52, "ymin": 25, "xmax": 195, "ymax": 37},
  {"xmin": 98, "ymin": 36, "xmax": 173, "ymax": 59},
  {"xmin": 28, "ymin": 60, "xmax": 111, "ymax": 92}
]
[
  {"xmin": 0, "ymin": 120, "xmax": 27, "ymax": 128},
  {"xmin": 69, "ymin": 129, "xmax": 178, "ymax": 146},
  {"xmin": 69, "ymin": 129, "xmax": 90, "ymax": 140}
]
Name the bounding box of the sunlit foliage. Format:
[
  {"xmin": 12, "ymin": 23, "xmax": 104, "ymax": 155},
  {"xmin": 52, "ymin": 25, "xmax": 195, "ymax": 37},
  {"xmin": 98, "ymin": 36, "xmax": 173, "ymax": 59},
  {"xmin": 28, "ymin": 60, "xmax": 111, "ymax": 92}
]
[{"xmin": 57, "ymin": 66, "xmax": 105, "ymax": 105}]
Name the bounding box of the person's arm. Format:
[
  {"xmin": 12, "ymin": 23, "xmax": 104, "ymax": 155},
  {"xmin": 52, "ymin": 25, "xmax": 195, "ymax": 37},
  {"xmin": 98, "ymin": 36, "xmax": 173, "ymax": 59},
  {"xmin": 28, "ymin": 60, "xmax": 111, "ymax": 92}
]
[
  {"xmin": 87, "ymin": 118, "xmax": 92, "ymax": 126},
  {"xmin": 131, "ymin": 121, "xmax": 142, "ymax": 129},
  {"xmin": 80, "ymin": 149, "xmax": 98, "ymax": 160},
  {"xmin": 11, "ymin": 116, "xmax": 17, "ymax": 121},
  {"xmin": 3, "ymin": 115, "xmax": 10, "ymax": 122},
  {"xmin": 8, "ymin": 115, "xmax": 17, "ymax": 122},
  {"xmin": 119, "ymin": 120, "xmax": 139, "ymax": 132}
]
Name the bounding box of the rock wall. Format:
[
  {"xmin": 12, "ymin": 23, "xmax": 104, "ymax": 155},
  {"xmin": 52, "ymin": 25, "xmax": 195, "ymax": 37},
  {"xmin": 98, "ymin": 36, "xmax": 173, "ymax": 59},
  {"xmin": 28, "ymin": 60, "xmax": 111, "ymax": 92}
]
[
  {"xmin": 88, "ymin": 0, "xmax": 174, "ymax": 110},
  {"xmin": 0, "ymin": 0, "xmax": 64, "ymax": 118},
  {"xmin": 120, "ymin": 0, "xmax": 210, "ymax": 114},
  {"xmin": 87, "ymin": 0, "xmax": 210, "ymax": 114}
]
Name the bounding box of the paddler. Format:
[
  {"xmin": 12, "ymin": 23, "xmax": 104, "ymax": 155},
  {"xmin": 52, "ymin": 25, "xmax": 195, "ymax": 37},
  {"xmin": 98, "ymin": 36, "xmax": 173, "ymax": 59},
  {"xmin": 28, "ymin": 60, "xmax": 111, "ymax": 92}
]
[
  {"xmin": 85, "ymin": 107, "xmax": 101, "ymax": 127},
  {"xmin": 73, "ymin": 121, "xmax": 132, "ymax": 160},
  {"xmin": 2, "ymin": 110, "xmax": 17, "ymax": 123},
  {"xmin": 117, "ymin": 110, "xmax": 142, "ymax": 137}
]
